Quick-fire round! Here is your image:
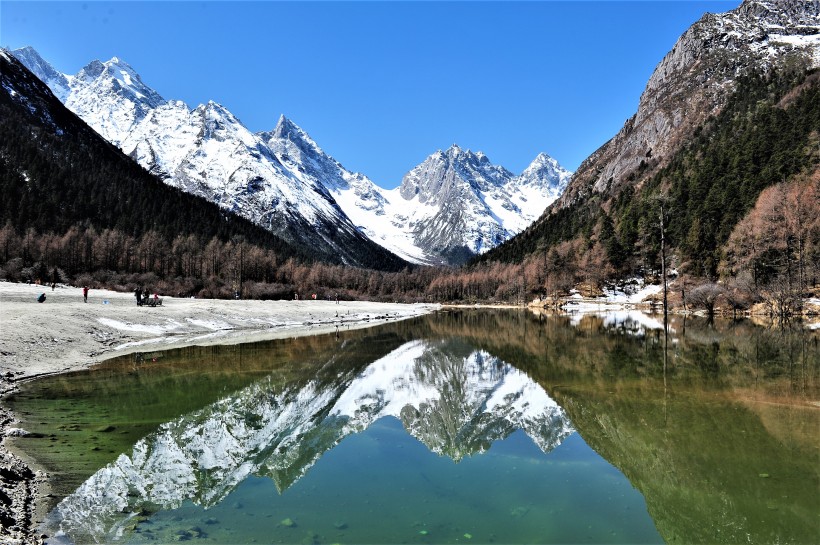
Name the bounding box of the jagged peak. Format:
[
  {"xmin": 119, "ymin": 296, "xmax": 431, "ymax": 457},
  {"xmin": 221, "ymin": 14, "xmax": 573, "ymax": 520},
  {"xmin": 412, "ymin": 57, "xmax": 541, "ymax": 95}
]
[
  {"xmin": 440, "ymin": 143, "xmax": 484, "ymax": 162},
  {"xmin": 735, "ymin": 0, "xmax": 820, "ymax": 23},
  {"xmin": 532, "ymin": 151, "xmax": 555, "ymax": 163},
  {"xmin": 522, "ymin": 152, "xmax": 568, "ymax": 175},
  {"xmin": 73, "ymin": 54, "xmax": 165, "ymax": 106},
  {"xmin": 11, "ymin": 45, "xmax": 42, "ymax": 60},
  {"xmin": 267, "ymin": 114, "xmax": 326, "ymax": 158},
  {"xmin": 76, "ymin": 59, "xmax": 105, "ymax": 80},
  {"xmin": 272, "ymin": 113, "xmax": 303, "ymax": 139},
  {"xmin": 196, "ymin": 100, "xmax": 243, "ymax": 124},
  {"xmin": 8, "ymin": 46, "xmax": 69, "ymax": 87}
]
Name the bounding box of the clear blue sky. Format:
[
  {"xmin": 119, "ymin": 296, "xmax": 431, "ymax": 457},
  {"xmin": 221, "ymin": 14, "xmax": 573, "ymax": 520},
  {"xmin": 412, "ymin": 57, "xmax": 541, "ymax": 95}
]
[{"xmin": 2, "ymin": 1, "xmax": 737, "ymax": 188}]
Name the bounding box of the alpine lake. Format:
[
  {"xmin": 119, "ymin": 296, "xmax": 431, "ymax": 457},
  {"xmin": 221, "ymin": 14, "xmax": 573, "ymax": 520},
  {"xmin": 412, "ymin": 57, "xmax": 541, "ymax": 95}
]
[{"xmin": 5, "ymin": 309, "xmax": 818, "ymax": 545}]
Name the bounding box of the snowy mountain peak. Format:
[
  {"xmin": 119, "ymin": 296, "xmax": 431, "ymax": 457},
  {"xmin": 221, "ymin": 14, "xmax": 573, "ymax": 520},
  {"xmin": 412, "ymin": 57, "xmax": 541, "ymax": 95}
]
[
  {"xmin": 532, "ymin": 151, "xmax": 556, "ymax": 165},
  {"xmin": 9, "ymin": 45, "xmax": 572, "ymax": 268},
  {"xmin": 10, "ymin": 46, "xmax": 72, "ymax": 101},
  {"xmin": 518, "ymin": 152, "xmax": 572, "ymax": 191},
  {"xmin": 273, "ymin": 113, "xmax": 298, "ymax": 135},
  {"xmin": 73, "ymin": 56, "xmax": 163, "ymax": 106},
  {"xmin": 269, "ymin": 114, "xmax": 317, "ymax": 150}
]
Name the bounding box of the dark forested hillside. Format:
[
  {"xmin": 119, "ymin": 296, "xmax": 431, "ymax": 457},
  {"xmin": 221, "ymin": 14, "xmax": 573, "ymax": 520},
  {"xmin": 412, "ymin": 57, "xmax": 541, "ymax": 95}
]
[
  {"xmin": 0, "ymin": 52, "xmax": 305, "ymax": 258},
  {"xmin": 478, "ymin": 66, "xmax": 820, "ymax": 284}
]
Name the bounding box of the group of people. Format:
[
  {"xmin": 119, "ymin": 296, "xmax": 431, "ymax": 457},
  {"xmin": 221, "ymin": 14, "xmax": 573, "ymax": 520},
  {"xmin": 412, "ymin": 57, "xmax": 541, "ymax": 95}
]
[{"xmin": 134, "ymin": 287, "xmax": 159, "ymax": 306}]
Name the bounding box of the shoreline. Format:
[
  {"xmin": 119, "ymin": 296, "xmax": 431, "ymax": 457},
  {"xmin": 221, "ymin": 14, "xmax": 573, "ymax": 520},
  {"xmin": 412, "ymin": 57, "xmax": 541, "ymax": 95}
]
[
  {"xmin": 0, "ymin": 281, "xmax": 439, "ymax": 545},
  {"xmin": 2, "ymin": 282, "xmax": 817, "ymax": 544}
]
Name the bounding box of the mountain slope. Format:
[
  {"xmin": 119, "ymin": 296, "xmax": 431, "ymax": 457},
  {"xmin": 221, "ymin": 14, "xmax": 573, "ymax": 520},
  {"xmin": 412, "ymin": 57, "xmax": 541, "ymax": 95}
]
[
  {"xmin": 480, "ymin": 0, "xmax": 820, "ymax": 279},
  {"xmin": 11, "ymin": 48, "xmax": 408, "ymax": 271},
  {"xmin": 557, "ymin": 0, "xmax": 820, "ymax": 208},
  {"xmin": 0, "ymin": 50, "xmax": 304, "ymax": 261}
]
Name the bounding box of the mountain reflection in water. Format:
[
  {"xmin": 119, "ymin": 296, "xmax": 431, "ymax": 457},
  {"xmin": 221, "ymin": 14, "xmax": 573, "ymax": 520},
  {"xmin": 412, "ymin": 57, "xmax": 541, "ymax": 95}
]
[
  {"xmin": 10, "ymin": 309, "xmax": 817, "ymax": 544},
  {"xmin": 45, "ymin": 338, "xmax": 572, "ymax": 544}
]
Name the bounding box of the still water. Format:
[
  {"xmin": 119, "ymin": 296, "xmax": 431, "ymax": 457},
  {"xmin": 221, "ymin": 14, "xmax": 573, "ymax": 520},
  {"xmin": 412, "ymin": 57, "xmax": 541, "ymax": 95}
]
[{"xmin": 6, "ymin": 310, "xmax": 819, "ymax": 544}]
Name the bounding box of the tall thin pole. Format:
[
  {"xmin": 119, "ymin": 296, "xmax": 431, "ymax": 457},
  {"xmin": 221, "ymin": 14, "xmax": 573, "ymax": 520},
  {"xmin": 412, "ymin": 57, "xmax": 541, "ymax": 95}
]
[{"xmin": 660, "ymin": 200, "xmax": 668, "ymax": 320}]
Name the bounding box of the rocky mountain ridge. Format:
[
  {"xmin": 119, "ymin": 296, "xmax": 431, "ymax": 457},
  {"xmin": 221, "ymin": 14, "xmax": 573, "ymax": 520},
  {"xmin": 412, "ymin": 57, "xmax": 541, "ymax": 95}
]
[{"xmin": 554, "ymin": 0, "xmax": 820, "ymax": 209}]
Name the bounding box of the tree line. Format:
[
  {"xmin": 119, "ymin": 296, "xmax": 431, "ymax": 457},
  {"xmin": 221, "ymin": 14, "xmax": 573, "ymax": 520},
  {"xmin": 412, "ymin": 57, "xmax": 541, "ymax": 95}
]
[{"xmin": 0, "ymin": 222, "xmax": 541, "ymax": 302}]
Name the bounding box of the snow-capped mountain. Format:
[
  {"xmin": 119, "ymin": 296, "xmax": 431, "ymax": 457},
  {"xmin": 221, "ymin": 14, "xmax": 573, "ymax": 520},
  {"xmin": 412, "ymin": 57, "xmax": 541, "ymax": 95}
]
[
  {"xmin": 10, "ymin": 48, "xmax": 406, "ymax": 270},
  {"xmin": 391, "ymin": 145, "xmax": 570, "ymax": 264},
  {"xmin": 12, "ymin": 47, "xmax": 570, "ymax": 266},
  {"xmin": 6, "ymin": 46, "xmax": 72, "ymax": 102},
  {"xmin": 320, "ymin": 144, "xmax": 570, "ymax": 266},
  {"xmin": 44, "ymin": 340, "xmax": 573, "ymax": 543}
]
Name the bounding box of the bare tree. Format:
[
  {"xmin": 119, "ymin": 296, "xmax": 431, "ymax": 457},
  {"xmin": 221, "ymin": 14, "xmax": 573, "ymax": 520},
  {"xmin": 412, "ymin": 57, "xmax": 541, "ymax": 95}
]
[{"xmin": 688, "ymin": 282, "xmax": 725, "ymax": 317}]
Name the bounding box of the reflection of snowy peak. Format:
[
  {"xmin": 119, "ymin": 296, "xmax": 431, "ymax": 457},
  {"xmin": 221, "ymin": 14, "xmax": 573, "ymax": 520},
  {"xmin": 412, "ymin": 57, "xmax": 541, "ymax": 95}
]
[
  {"xmin": 331, "ymin": 340, "xmax": 572, "ymax": 459},
  {"xmin": 46, "ymin": 340, "xmax": 572, "ymax": 543},
  {"xmin": 11, "ymin": 46, "xmax": 571, "ymax": 267},
  {"xmin": 9, "ymin": 47, "xmax": 403, "ymax": 270}
]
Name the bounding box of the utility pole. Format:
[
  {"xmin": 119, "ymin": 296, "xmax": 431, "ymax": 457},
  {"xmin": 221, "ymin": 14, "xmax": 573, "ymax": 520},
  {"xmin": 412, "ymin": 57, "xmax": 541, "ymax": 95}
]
[{"xmin": 659, "ymin": 198, "xmax": 668, "ymax": 321}]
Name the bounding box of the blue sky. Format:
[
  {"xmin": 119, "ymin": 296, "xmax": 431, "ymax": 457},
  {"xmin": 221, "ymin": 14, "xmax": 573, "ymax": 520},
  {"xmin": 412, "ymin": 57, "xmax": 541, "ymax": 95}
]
[{"xmin": 2, "ymin": 1, "xmax": 737, "ymax": 188}]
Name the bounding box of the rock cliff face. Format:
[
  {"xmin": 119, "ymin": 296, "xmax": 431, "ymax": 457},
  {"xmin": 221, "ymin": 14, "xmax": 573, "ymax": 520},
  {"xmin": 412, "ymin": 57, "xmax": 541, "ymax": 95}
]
[
  {"xmin": 556, "ymin": 0, "xmax": 820, "ymax": 208},
  {"xmin": 43, "ymin": 340, "xmax": 572, "ymax": 544}
]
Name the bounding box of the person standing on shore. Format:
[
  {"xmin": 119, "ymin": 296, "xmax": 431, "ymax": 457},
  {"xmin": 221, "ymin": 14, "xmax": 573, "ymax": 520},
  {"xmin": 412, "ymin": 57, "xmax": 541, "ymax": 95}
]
[
  {"xmin": 134, "ymin": 287, "xmax": 142, "ymax": 306},
  {"xmin": 82, "ymin": 286, "xmax": 89, "ymax": 303}
]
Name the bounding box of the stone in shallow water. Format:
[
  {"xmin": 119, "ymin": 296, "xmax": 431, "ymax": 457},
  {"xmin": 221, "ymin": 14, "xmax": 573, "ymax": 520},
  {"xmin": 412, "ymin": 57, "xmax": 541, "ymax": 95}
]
[{"xmin": 280, "ymin": 517, "xmax": 296, "ymax": 528}]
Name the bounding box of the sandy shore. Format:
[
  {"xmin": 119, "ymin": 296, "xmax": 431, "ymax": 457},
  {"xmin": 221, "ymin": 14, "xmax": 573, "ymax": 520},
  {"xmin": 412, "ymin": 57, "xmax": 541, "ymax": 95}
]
[
  {"xmin": 0, "ymin": 281, "xmax": 438, "ymax": 545},
  {"xmin": 0, "ymin": 281, "xmax": 438, "ymax": 389}
]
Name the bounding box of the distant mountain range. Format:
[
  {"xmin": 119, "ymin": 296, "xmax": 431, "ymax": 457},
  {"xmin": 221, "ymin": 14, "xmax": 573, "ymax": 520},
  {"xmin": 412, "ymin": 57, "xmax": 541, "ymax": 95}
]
[
  {"xmin": 9, "ymin": 0, "xmax": 812, "ymax": 284},
  {"xmin": 11, "ymin": 47, "xmax": 570, "ymax": 266}
]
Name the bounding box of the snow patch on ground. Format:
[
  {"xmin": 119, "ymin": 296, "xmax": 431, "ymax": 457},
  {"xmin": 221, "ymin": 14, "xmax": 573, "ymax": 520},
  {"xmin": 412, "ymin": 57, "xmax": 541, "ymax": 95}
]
[
  {"xmin": 185, "ymin": 318, "xmax": 234, "ymax": 331},
  {"xmin": 603, "ymin": 279, "xmax": 663, "ymax": 304},
  {"xmin": 97, "ymin": 317, "xmax": 183, "ymax": 334}
]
